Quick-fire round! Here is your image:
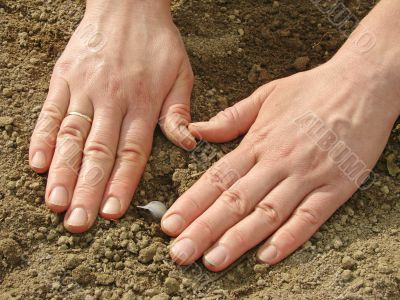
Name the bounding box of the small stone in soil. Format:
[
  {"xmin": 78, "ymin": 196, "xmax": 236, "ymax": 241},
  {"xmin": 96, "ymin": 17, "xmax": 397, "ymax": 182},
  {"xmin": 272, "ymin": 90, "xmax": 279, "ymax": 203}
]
[
  {"xmin": 138, "ymin": 244, "xmax": 158, "ymax": 263},
  {"xmin": 254, "ymin": 264, "xmax": 269, "ymax": 273},
  {"xmin": 0, "ymin": 116, "xmax": 14, "ymax": 126},
  {"xmin": 0, "ymin": 238, "xmax": 22, "ymax": 265},
  {"xmin": 2, "ymin": 88, "xmax": 13, "ymax": 98},
  {"xmin": 342, "ymin": 256, "xmax": 356, "ymax": 269},
  {"xmin": 293, "ymin": 56, "xmax": 310, "ymax": 71},
  {"xmin": 333, "ymin": 238, "xmax": 343, "ymax": 249},
  {"xmin": 164, "ymin": 277, "xmax": 180, "ymax": 295},
  {"xmin": 71, "ymin": 265, "xmax": 94, "ymax": 285},
  {"xmin": 341, "ymin": 270, "xmax": 353, "ymax": 282}
]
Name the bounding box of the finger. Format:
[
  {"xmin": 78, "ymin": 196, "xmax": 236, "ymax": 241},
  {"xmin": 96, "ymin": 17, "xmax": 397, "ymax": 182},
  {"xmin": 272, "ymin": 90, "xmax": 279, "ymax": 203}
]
[
  {"xmin": 188, "ymin": 83, "xmax": 276, "ymax": 143},
  {"xmin": 100, "ymin": 112, "xmax": 154, "ymax": 219},
  {"xmin": 159, "ymin": 59, "xmax": 196, "ymax": 150},
  {"xmin": 64, "ymin": 108, "xmax": 123, "ymax": 233},
  {"xmin": 45, "ymin": 98, "xmax": 93, "ymax": 212},
  {"xmin": 29, "ymin": 76, "xmax": 70, "ymax": 173},
  {"xmin": 161, "ymin": 144, "xmax": 255, "ymax": 237},
  {"xmin": 202, "ymin": 177, "xmax": 315, "ymax": 271},
  {"xmin": 256, "ymin": 185, "xmax": 352, "ymax": 265},
  {"xmin": 170, "ymin": 162, "xmax": 286, "ymax": 265}
]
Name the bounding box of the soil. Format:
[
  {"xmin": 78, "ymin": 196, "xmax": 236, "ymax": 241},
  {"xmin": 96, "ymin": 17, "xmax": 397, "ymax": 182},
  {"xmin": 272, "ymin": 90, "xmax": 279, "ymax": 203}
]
[{"xmin": 0, "ymin": 0, "xmax": 399, "ymax": 299}]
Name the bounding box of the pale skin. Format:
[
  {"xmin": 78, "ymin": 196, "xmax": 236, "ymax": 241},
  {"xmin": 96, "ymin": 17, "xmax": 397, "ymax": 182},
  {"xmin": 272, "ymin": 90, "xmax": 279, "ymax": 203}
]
[{"xmin": 29, "ymin": 0, "xmax": 400, "ymax": 271}]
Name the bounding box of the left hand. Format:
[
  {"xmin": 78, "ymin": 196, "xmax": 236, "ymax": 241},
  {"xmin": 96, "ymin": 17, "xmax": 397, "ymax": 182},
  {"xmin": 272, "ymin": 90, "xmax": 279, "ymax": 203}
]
[
  {"xmin": 29, "ymin": 0, "xmax": 195, "ymax": 233},
  {"xmin": 161, "ymin": 58, "xmax": 399, "ymax": 271}
]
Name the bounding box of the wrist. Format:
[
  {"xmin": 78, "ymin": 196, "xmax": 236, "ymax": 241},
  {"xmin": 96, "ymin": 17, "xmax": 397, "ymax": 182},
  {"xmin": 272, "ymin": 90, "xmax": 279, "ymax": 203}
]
[
  {"xmin": 85, "ymin": 0, "xmax": 172, "ymax": 22},
  {"xmin": 328, "ymin": 28, "xmax": 400, "ymax": 118},
  {"xmin": 327, "ymin": 51, "xmax": 400, "ymax": 119}
]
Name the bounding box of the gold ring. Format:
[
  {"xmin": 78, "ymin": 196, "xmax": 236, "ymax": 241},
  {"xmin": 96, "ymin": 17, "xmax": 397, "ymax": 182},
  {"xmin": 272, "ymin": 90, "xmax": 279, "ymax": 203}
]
[{"xmin": 68, "ymin": 112, "xmax": 93, "ymax": 124}]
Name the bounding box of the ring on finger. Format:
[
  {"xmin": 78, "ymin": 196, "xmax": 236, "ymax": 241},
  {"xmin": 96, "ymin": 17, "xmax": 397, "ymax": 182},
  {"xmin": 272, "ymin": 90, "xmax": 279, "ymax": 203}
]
[{"xmin": 68, "ymin": 111, "xmax": 93, "ymax": 124}]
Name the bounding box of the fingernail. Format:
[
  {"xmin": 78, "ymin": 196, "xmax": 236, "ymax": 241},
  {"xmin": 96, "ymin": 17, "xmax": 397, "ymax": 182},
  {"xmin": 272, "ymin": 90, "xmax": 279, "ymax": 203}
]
[
  {"xmin": 48, "ymin": 186, "xmax": 69, "ymax": 207},
  {"xmin": 204, "ymin": 245, "xmax": 228, "ymax": 266},
  {"xmin": 179, "ymin": 125, "xmax": 196, "ymax": 150},
  {"xmin": 67, "ymin": 207, "xmax": 88, "ymax": 227},
  {"xmin": 258, "ymin": 245, "xmax": 278, "ymax": 263},
  {"xmin": 31, "ymin": 151, "xmax": 46, "ymax": 169},
  {"xmin": 183, "ymin": 136, "xmax": 196, "ymax": 150},
  {"xmin": 162, "ymin": 214, "xmax": 185, "ymax": 234},
  {"xmin": 170, "ymin": 238, "xmax": 196, "ymax": 262},
  {"xmin": 102, "ymin": 197, "xmax": 121, "ymax": 215}
]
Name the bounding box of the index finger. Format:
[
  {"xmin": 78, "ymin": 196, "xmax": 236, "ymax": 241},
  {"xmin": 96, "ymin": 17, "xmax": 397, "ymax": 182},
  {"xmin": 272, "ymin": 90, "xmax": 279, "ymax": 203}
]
[{"xmin": 161, "ymin": 144, "xmax": 255, "ymax": 237}]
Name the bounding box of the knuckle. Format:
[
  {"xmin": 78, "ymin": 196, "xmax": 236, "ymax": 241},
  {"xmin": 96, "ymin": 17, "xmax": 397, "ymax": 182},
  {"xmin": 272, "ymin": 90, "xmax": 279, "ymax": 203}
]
[
  {"xmin": 184, "ymin": 194, "xmax": 201, "ymax": 214},
  {"xmin": 33, "ymin": 104, "xmax": 64, "ymax": 145},
  {"xmin": 131, "ymin": 65, "xmax": 146, "ymax": 78},
  {"xmin": 252, "ymin": 79, "xmax": 278, "ymax": 100},
  {"xmin": 58, "ymin": 122, "xmax": 84, "ymax": 142},
  {"xmin": 278, "ymin": 227, "xmax": 297, "ymax": 246},
  {"xmin": 32, "ymin": 130, "xmax": 57, "ymax": 148},
  {"xmin": 51, "ymin": 165, "xmax": 79, "ymax": 176},
  {"xmin": 133, "ymin": 80, "xmax": 150, "ymax": 100},
  {"xmin": 40, "ymin": 102, "xmax": 63, "ymax": 121},
  {"xmin": 128, "ymin": 78, "xmax": 152, "ymax": 106},
  {"xmin": 229, "ymin": 228, "xmax": 247, "ymax": 246},
  {"xmin": 203, "ymin": 169, "xmax": 228, "ymax": 193},
  {"xmin": 73, "ymin": 185, "xmax": 97, "ymax": 198},
  {"xmin": 173, "ymin": 104, "xmax": 191, "ymax": 120},
  {"xmin": 252, "ymin": 85, "xmax": 269, "ymax": 101},
  {"xmin": 217, "ymin": 106, "xmax": 240, "ymax": 123},
  {"xmin": 117, "ymin": 141, "xmax": 148, "ymax": 165},
  {"xmin": 251, "ymin": 92, "xmax": 264, "ymax": 108},
  {"xmin": 84, "ymin": 140, "xmax": 115, "ymax": 161},
  {"xmin": 203, "ymin": 164, "xmax": 239, "ymax": 193},
  {"xmin": 277, "ymin": 143, "xmax": 297, "ymax": 160},
  {"xmin": 55, "ymin": 141, "xmax": 82, "ymax": 167},
  {"xmin": 219, "ymin": 189, "xmax": 248, "ymax": 218},
  {"xmin": 80, "ymin": 163, "xmax": 106, "ymax": 187},
  {"xmin": 247, "ymin": 126, "xmax": 271, "ymax": 145},
  {"xmin": 299, "ymin": 148, "xmax": 326, "ymax": 174},
  {"xmin": 162, "ymin": 104, "xmax": 191, "ymax": 126},
  {"xmin": 294, "ymin": 207, "xmax": 320, "ymax": 226},
  {"xmin": 255, "ymin": 202, "xmax": 280, "ymax": 225},
  {"xmin": 195, "ymin": 218, "xmax": 214, "ymax": 241},
  {"xmin": 54, "ymin": 59, "xmax": 72, "ymax": 74},
  {"xmin": 102, "ymin": 68, "xmax": 149, "ymax": 104},
  {"xmin": 106, "ymin": 75, "xmax": 125, "ymax": 99},
  {"xmin": 244, "ymin": 129, "xmax": 272, "ymax": 159},
  {"xmin": 107, "ymin": 176, "xmax": 128, "ymax": 187}
]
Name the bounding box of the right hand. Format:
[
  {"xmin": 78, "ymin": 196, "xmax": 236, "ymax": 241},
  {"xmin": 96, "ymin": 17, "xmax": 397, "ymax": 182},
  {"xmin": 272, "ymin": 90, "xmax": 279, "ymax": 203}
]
[
  {"xmin": 162, "ymin": 57, "xmax": 399, "ymax": 270},
  {"xmin": 29, "ymin": 0, "xmax": 195, "ymax": 233}
]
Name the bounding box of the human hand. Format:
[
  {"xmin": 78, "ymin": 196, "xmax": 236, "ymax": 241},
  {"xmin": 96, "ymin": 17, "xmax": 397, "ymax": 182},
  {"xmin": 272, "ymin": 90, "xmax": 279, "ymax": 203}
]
[
  {"xmin": 161, "ymin": 56, "xmax": 399, "ymax": 271},
  {"xmin": 29, "ymin": 0, "xmax": 195, "ymax": 233}
]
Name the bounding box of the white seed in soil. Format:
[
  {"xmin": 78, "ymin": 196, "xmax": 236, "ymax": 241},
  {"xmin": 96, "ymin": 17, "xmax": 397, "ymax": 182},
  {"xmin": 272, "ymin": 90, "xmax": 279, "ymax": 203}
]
[{"xmin": 137, "ymin": 201, "xmax": 167, "ymax": 219}]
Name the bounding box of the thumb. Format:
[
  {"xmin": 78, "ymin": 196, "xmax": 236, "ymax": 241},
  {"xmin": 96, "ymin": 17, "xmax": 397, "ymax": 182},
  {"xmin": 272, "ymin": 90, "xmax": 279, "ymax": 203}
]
[
  {"xmin": 159, "ymin": 58, "xmax": 196, "ymax": 150},
  {"xmin": 189, "ymin": 83, "xmax": 276, "ymax": 143}
]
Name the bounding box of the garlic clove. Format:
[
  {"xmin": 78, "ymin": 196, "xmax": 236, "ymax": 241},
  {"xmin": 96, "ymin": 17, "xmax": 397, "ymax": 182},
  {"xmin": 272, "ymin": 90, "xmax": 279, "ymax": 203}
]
[{"xmin": 137, "ymin": 201, "xmax": 167, "ymax": 219}]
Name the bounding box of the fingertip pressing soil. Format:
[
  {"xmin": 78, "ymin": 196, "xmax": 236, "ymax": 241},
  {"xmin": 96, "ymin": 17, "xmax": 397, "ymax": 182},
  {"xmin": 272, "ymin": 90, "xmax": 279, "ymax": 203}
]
[{"xmin": 1, "ymin": 0, "xmax": 399, "ymax": 299}]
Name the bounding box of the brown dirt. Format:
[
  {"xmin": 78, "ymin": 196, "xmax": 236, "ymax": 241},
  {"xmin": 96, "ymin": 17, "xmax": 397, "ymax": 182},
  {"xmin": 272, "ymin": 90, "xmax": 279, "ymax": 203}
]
[{"xmin": 0, "ymin": 0, "xmax": 399, "ymax": 299}]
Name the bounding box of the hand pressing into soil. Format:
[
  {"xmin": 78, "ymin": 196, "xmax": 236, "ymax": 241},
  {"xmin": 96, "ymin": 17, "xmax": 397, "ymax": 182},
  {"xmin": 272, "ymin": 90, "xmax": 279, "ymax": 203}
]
[
  {"xmin": 162, "ymin": 1, "xmax": 400, "ymax": 271},
  {"xmin": 29, "ymin": 0, "xmax": 195, "ymax": 233}
]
